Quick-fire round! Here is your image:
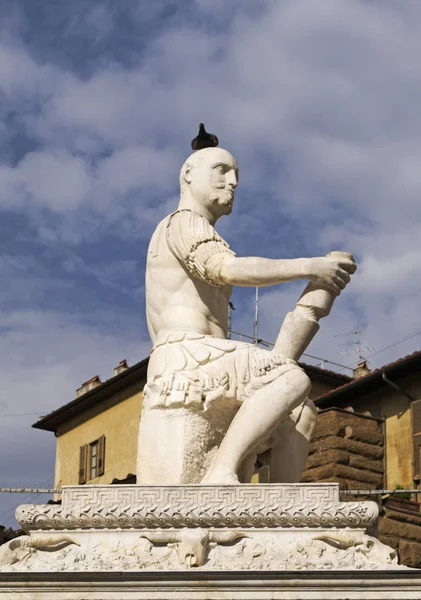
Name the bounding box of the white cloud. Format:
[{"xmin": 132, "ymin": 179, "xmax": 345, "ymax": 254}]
[
  {"xmin": 96, "ymin": 146, "xmax": 179, "ymax": 197},
  {"xmin": 20, "ymin": 151, "xmax": 92, "ymax": 210},
  {"xmin": 0, "ymin": 43, "xmax": 58, "ymax": 100},
  {"xmin": 0, "ymin": 151, "xmax": 91, "ymax": 212}
]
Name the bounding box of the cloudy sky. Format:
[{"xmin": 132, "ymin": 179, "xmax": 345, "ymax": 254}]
[{"xmin": 1, "ymin": 0, "xmax": 421, "ymax": 526}]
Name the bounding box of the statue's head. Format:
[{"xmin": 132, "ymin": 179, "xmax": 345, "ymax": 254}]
[{"xmin": 180, "ymin": 147, "xmax": 239, "ymax": 217}]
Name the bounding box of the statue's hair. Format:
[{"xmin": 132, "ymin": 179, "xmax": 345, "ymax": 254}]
[{"xmin": 179, "ymin": 147, "xmax": 236, "ymax": 191}]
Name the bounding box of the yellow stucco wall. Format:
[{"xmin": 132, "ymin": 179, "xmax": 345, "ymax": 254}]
[
  {"xmin": 54, "ymin": 384, "xmax": 143, "ymax": 489},
  {"xmin": 384, "ymin": 404, "xmax": 412, "ymax": 489}
]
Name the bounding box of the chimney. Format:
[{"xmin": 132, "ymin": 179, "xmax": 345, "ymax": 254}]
[
  {"xmin": 114, "ymin": 359, "xmax": 129, "ymax": 377},
  {"xmin": 353, "ymin": 360, "xmax": 371, "ymax": 379},
  {"xmin": 76, "ymin": 375, "xmax": 102, "ymax": 397}
]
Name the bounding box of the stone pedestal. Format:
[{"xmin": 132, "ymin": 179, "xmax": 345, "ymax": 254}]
[
  {"xmin": 1, "ymin": 483, "xmax": 418, "ymax": 598},
  {"xmin": 2, "ymin": 570, "xmax": 421, "ymax": 599},
  {"xmin": 0, "ymin": 483, "xmax": 403, "ymax": 572}
]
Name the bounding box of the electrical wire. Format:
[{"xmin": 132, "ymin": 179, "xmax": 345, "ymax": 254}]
[
  {"xmin": 0, "ymin": 412, "xmax": 44, "ymax": 417},
  {"xmin": 365, "ymin": 330, "xmax": 421, "ymax": 360},
  {"xmin": 335, "ymin": 330, "xmax": 421, "ymax": 373}
]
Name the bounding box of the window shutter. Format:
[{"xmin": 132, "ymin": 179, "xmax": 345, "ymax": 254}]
[
  {"xmin": 78, "ymin": 444, "xmax": 88, "ymax": 484},
  {"xmin": 98, "ymin": 435, "xmax": 106, "ymax": 477},
  {"xmin": 413, "ymin": 400, "xmax": 421, "ymax": 434},
  {"xmin": 412, "ymin": 400, "xmax": 421, "ymax": 479}
]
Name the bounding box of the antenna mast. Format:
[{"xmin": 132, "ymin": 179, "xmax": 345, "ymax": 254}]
[
  {"xmin": 228, "ymin": 302, "xmax": 235, "ymax": 340},
  {"xmin": 254, "ymin": 287, "xmax": 259, "ymax": 344}
]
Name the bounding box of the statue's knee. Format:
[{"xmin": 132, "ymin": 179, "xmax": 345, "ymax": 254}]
[
  {"xmin": 303, "ymin": 399, "xmax": 318, "ymax": 434},
  {"xmin": 292, "ymin": 398, "xmax": 317, "ymax": 441},
  {"xmin": 294, "ymin": 368, "xmax": 312, "ymax": 400}
]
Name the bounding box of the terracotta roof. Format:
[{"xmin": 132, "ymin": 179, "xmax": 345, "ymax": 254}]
[
  {"xmin": 299, "ymin": 362, "xmax": 351, "ymax": 387},
  {"xmin": 316, "ymin": 350, "xmax": 421, "ymax": 408}
]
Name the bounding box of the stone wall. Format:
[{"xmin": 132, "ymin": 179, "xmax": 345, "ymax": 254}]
[
  {"xmin": 341, "ymin": 372, "xmax": 419, "ymax": 490},
  {"xmin": 302, "ymin": 407, "xmax": 385, "ymax": 497},
  {"xmin": 302, "ymin": 406, "xmax": 421, "ymax": 568},
  {"xmin": 379, "ymin": 503, "xmax": 421, "ymax": 569}
]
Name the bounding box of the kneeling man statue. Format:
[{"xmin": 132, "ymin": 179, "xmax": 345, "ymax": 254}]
[{"xmin": 137, "ymin": 129, "xmax": 356, "ymax": 485}]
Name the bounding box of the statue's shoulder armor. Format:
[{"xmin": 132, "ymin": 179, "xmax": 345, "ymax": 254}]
[{"xmin": 166, "ymin": 210, "xmax": 235, "ymax": 287}]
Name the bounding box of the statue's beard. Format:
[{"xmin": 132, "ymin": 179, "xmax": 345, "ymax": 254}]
[{"xmin": 209, "ymin": 190, "xmax": 234, "ymax": 207}]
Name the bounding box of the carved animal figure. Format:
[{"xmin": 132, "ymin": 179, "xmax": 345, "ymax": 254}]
[
  {"xmin": 313, "ymin": 531, "xmax": 366, "ymax": 548},
  {"xmin": 313, "ymin": 532, "xmax": 398, "ymax": 565},
  {"xmin": 0, "ymin": 534, "xmax": 79, "ymax": 566},
  {"xmin": 139, "ymin": 527, "xmax": 248, "ymax": 567}
]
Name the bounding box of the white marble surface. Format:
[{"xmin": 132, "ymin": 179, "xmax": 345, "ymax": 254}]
[
  {"xmin": 0, "ymin": 528, "xmax": 400, "ymax": 572},
  {"xmin": 1, "ymin": 570, "xmax": 421, "ymax": 599},
  {"xmin": 1, "ymin": 483, "xmax": 402, "ymax": 573},
  {"xmin": 17, "ymin": 483, "xmax": 378, "ymax": 531}
]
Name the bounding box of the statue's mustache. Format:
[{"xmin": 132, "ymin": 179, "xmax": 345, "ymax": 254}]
[{"xmin": 209, "ymin": 190, "xmax": 234, "ymax": 205}]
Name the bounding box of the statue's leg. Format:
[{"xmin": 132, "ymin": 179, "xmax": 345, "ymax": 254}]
[
  {"xmin": 237, "ymin": 452, "xmax": 257, "ymax": 483},
  {"xmin": 268, "ymin": 398, "xmax": 317, "ymax": 482},
  {"xmin": 201, "ymin": 366, "xmax": 311, "ymax": 484}
]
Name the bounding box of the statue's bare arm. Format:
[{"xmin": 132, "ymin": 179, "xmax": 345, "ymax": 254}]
[{"xmin": 214, "ymin": 254, "xmax": 356, "ymax": 295}]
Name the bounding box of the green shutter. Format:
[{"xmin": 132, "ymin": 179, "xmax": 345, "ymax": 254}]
[
  {"xmin": 98, "ymin": 435, "xmax": 106, "ymax": 477},
  {"xmin": 78, "ymin": 444, "xmax": 88, "ymax": 484},
  {"xmin": 412, "ymin": 400, "xmax": 421, "ymax": 479}
]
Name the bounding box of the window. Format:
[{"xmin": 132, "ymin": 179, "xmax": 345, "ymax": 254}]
[
  {"xmin": 79, "ymin": 435, "xmax": 106, "ymax": 484},
  {"xmin": 253, "ymin": 449, "xmax": 271, "ymax": 483},
  {"xmin": 90, "ymin": 440, "xmax": 98, "ymax": 479}
]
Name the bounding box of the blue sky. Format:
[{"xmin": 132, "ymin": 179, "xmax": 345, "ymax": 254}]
[{"xmin": 2, "ymin": 0, "xmax": 421, "ymax": 526}]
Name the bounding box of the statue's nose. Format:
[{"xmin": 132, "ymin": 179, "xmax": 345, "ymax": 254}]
[{"xmin": 227, "ymin": 173, "xmax": 238, "ymax": 189}]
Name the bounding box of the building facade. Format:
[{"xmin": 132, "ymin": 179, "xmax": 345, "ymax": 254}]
[
  {"xmin": 33, "ymin": 359, "xmax": 148, "ymax": 489},
  {"xmin": 315, "ymin": 351, "xmax": 421, "ymax": 492},
  {"xmin": 303, "ymin": 351, "xmax": 421, "ymax": 568}
]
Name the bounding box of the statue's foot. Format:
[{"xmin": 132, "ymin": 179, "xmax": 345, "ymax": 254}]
[{"xmin": 201, "ymin": 469, "xmax": 240, "ymax": 485}]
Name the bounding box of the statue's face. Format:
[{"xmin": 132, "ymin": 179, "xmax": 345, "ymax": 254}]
[{"xmin": 186, "ymin": 148, "xmax": 239, "ymax": 216}]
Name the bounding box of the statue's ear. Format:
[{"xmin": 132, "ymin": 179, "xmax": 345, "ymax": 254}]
[{"xmin": 184, "ymin": 163, "xmax": 192, "ymax": 185}]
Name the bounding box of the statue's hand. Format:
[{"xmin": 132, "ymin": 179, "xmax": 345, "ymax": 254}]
[{"xmin": 308, "ymin": 255, "xmax": 356, "ymax": 295}]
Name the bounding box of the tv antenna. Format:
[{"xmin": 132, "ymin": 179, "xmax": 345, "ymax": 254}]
[
  {"xmin": 254, "ymin": 288, "xmax": 259, "ymax": 345},
  {"xmin": 227, "ymin": 301, "xmax": 236, "ymax": 340},
  {"xmin": 336, "ymin": 330, "xmax": 375, "ymax": 364}
]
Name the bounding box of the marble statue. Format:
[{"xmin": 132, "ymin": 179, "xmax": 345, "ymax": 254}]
[
  {"xmin": 137, "ymin": 144, "xmax": 356, "ymax": 485},
  {"xmin": 1, "ymin": 131, "xmax": 407, "ymax": 586}
]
